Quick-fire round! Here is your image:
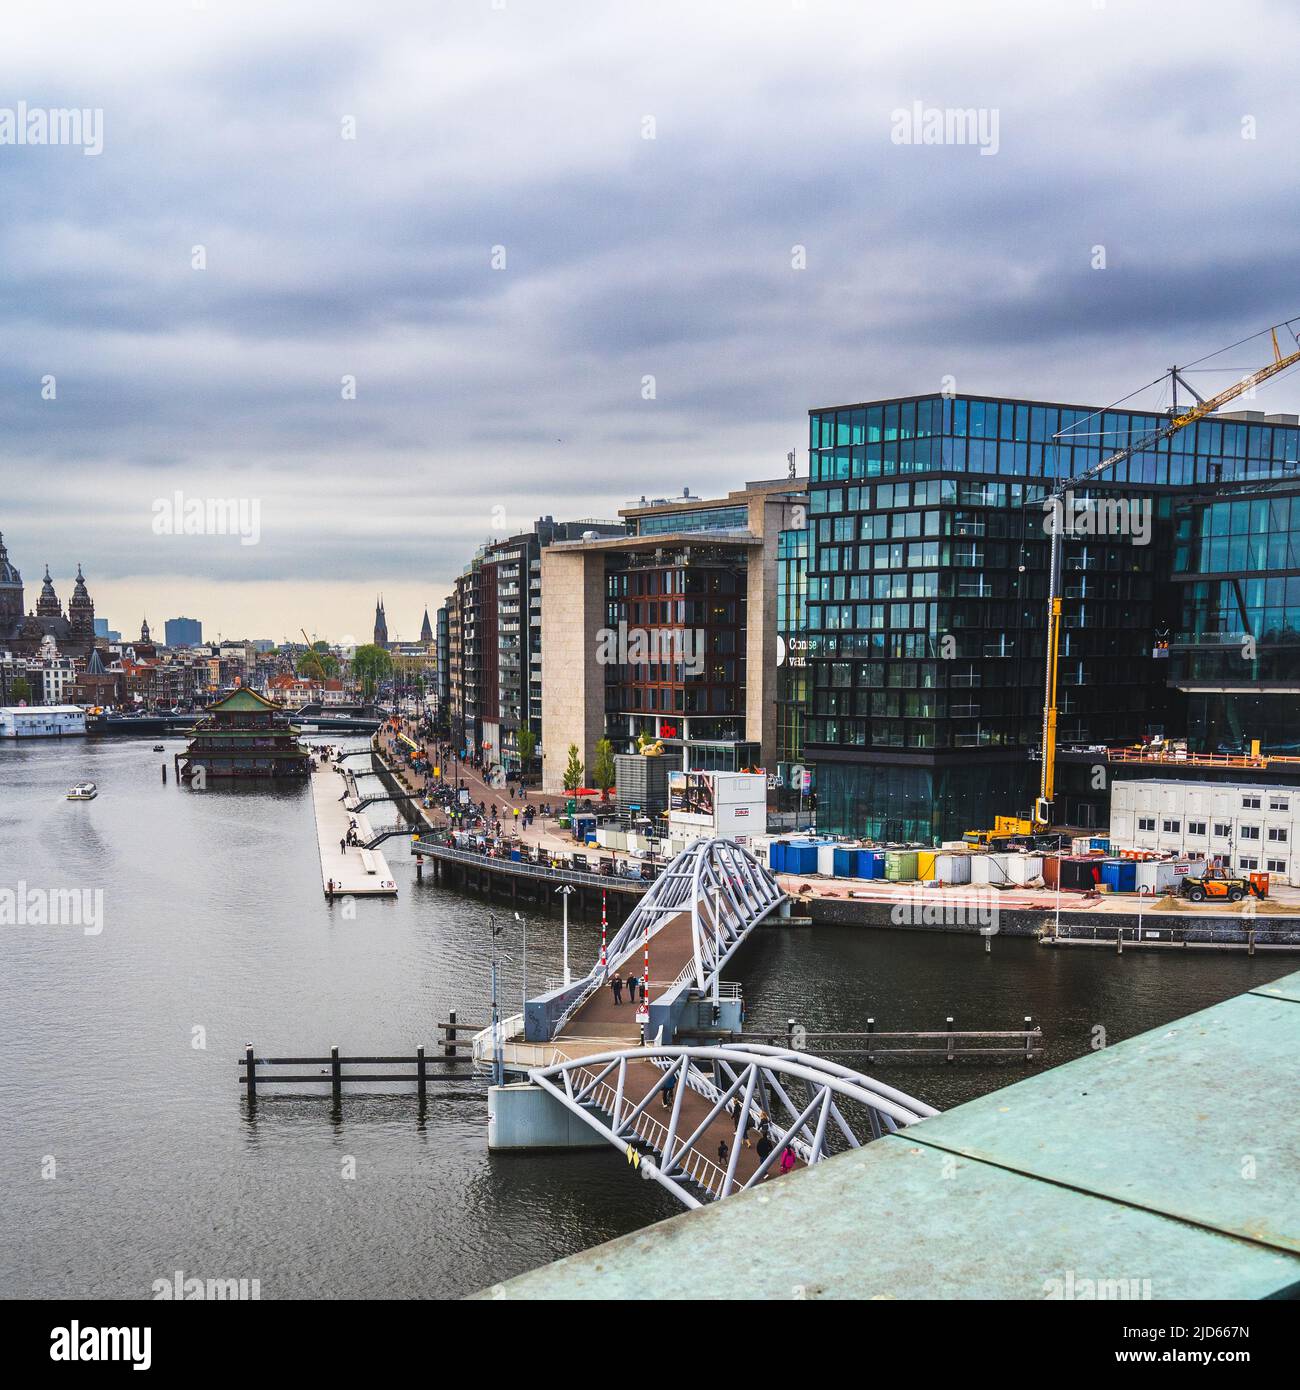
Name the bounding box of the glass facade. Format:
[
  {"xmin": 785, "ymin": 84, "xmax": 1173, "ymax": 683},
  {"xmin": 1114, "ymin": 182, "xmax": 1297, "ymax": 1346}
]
[
  {"xmin": 775, "ymin": 525, "xmax": 809, "ymax": 805},
  {"xmin": 806, "ymin": 392, "xmax": 1300, "ymax": 840},
  {"xmin": 635, "ymin": 505, "xmax": 749, "ymax": 536},
  {"xmin": 1170, "ymin": 481, "xmax": 1300, "ymax": 754}
]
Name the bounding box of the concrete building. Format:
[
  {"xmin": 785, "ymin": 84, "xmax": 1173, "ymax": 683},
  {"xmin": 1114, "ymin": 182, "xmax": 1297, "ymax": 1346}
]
[
  {"xmin": 443, "ymin": 516, "xmax": 624, "ymax": 775},
  {"xmin": 539, "ymin": 478, "xmax": 808, "ymax": 794},
  {"xmin": 1110, "ymin": 777, "xmax": 1297, "ymax": 884}
]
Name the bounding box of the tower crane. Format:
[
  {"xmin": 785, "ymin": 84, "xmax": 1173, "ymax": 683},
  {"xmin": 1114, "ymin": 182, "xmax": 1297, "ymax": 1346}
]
[{"xmin": 1031, "ymin": 320, "xmax": 1300, "ymax": 826}]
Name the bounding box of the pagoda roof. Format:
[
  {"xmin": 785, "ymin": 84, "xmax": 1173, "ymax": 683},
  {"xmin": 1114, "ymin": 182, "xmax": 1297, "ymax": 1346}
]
[{"xmin": 204, "ymin": 686, "xmax": 280, "ymax": 713}]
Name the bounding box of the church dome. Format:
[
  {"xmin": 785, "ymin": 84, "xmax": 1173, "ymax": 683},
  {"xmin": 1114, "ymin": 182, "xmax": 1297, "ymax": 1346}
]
[{"xmin": 0, "ymin": 533, "xmax": 20, "ymax": 587}]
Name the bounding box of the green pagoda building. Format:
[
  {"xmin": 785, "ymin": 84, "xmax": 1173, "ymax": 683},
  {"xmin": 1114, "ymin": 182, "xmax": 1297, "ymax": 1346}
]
[{"xmin": 177, "ymin": 686, "xmax": 310, "ymax": 780}]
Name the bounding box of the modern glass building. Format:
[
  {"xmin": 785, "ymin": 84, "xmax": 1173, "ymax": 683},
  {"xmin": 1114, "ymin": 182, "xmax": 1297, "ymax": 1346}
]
[
  {"xmin": 805, "ymin": 393, "xmax": 1300, "ymax": 842},
  {"xmin": 1171, "ymin": 481, "xmax": 1300, "ymax": 755}
]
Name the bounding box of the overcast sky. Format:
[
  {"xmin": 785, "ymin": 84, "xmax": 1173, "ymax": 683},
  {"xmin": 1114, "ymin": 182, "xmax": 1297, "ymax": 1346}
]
[{"xmin": 2, "ymin": 0, "xmax": 1298, "ymax": 642}]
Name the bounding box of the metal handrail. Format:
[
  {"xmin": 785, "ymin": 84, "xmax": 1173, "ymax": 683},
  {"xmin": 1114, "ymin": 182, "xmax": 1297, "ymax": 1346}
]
[
  {"xmin": 410, "ymin": 838, "xmax": 652, "ymax": 892},
  {"xmin": 574, "ymin": 1066, "xmax": 727, "ymax": 1198}
]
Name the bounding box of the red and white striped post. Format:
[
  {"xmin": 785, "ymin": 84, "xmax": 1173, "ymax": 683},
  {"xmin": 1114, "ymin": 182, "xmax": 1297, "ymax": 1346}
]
[
  {"xmin": 636, "ymin": 921, "xmax": 650, "ymax": 1025},
  {"xmin": 600, "ymin": 891, "xmax": 607, "ymax": 973}
]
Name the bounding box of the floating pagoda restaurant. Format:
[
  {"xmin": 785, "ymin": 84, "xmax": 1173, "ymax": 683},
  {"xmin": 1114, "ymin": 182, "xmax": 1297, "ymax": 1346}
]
[{"xmin": 176, "ymin": 687, "xmax": 310, "ymax": 780}]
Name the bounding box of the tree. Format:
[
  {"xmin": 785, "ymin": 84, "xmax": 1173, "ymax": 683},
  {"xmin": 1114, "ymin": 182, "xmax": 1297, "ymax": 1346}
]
[
  {"xmin": 351, "ymin": 643, "xmax": 393, "ymax": 697},
  {"xmin": 516, "ymin": 727, "xmax": 536, "ymax": 780},
  {"xmin": 11, "ymin": 676, "xmax": 31, "ymax": 704},
  {"xmin": 562, "ymin": 743, "xmax": 584, "ymax": 792},
  {"xmin": 297, "ymin": 650, "xmax": 339, "ymax": 679},
  {"xmin": 592, "ymin": 738, "xmax": 616, "ymax": 799}
]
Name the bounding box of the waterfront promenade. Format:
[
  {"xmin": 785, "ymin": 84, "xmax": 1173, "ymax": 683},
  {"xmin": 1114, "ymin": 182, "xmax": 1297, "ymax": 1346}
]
[{"xmin": 309, "ymin": 759, "xmax": 397, "ymax": 896}]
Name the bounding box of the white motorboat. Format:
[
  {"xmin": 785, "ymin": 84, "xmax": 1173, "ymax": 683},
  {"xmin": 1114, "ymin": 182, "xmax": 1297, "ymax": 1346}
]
[{"xmin": 67, "ymin": 782, "xmax": 98, "ymax": 800}]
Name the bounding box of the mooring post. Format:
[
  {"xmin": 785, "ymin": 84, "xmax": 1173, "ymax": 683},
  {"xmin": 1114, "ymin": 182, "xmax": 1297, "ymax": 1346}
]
[
  {"xmin": 245, "ymin": 1043, "xmax": 256, "ymax": 1104},
  {"xmin": 1247, "ymin": 927, "xmax": 1256, "ymax": 957},
  {"xmin": 866, "ymin": 1016, "xmax": 875, "ymax": 1063},
  {"xmin": 161, "ymin": 764, "xmax": 166, "ymax": 783},
  {"xmin": 416, "ymin": 1045, "xmax": 426, "ymax": 1104},
  {"xmin": 786, "ymin": 1018, "xmax": 796, "ymax": 1049},
  {"xmin": 445, "ymin": 1010, "xmax": 457, "ymax": 1058},
  {"xmin": 330, "ymin": 1045, "xmax": 341, "ymax": 1106},
  {"xmin": 416, "ymin": 858, "xmax": 423, "ymax": 881},
  {"xmin": 1024, "ymin": 1015, "xmax": 1034, "ymax": 1062},
  {"xmin": 945, "ymin": 1016, "xmax": 955, "ymax": 1063},
  {"xmin": 1116, "ymin": 925, "xmax": 1124, "ymax": 956}
]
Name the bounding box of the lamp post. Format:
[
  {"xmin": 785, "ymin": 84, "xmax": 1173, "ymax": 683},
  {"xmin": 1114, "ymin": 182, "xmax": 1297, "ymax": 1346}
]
[
  {"xmin": 515, "ymin": 910, "xmax": 527, "ymax": 1010},
  {"xmin": 555, "ymin": 884, "xmax": 574, "ymax": 986},
  {"xmin": 488, "ymin": 913, "xmax": 505, "ymax": 1088}
]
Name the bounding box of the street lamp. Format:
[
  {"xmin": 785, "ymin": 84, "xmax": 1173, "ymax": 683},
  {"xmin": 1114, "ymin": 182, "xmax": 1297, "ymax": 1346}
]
[
  {"xmin": 488, "ymin": 913, "xmax": 506, "ymax": 1088},
  {"xmin": 515, "ymin": 910, "xmax": 527, "ymax": 1011},
  {"xmin": 554, "ymin": 884, "xmax": 574, "ymax": 986}
]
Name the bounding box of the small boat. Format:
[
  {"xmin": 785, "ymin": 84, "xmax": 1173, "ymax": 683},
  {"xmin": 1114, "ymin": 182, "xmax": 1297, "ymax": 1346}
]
[
  {"xmin": 152, "ymin": 744, "xmax": 165, "ymax": 752},
  {"xmin": 67, "ymin": 782, "xmax": 98, "ymax": 801}
]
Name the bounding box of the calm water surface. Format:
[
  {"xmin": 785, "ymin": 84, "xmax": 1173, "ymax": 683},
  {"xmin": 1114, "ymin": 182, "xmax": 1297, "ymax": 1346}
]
[{"xmin": 0, "ymin": 736, "xmax": 1287, "ymax": 1297}]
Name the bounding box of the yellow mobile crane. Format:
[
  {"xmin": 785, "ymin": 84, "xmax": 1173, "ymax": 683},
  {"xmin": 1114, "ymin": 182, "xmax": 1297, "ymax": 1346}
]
[{"xmin": 1030, "ymin": 320, "xmax": 1300, "ymax": 827}]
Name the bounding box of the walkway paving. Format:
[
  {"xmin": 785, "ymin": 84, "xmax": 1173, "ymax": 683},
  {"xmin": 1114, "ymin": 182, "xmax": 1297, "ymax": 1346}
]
[{"xmin": 309, "ymin": 759, "xmax": 397, "ymax": 897}]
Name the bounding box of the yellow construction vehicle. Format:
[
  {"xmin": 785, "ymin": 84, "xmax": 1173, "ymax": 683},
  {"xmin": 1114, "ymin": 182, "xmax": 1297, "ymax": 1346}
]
[{"xmin": 1029, "ymin": 320, "xmax": 1300, "ymax": 827}]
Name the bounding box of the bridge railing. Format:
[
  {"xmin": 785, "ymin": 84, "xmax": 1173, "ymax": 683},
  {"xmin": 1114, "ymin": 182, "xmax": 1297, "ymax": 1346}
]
[{"xmin": 570, "ymin": 1064, "xmax": 727, "ymax": 1200}]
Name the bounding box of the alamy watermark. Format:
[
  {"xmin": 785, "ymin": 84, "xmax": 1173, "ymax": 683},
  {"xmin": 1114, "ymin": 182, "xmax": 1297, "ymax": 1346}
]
[
  {"xmin": 1, "ymin": 883, "xmax": 103, "ymax": 935},
  {"xmin": 1042, "ymin": 491, "xmax": 1151, "ymax": 545},
  {"xmin": 595, "ymin": 620, "xmax": 705, "ymax": 677},
  {"xmin": 152, "ymin": 1269, "xmax": 261, "ymax": 1300},
  {"xmin": 0, "ymin": 101, "xmax": 103, "ymax": 156},
  {"xmin": 890, "ymin": 102, "xmax": 999, "ymax": 156},
  {"xmin": 151, "ymin": 490, "xmax": 261, "ymax": 546},
  {"xmin": 889, "ymin": 882, "xmax": 1000, "ymax": 934}
]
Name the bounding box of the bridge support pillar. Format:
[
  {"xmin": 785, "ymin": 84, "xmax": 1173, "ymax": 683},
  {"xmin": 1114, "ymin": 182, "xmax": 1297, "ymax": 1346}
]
[{"xmin": 487, "ymin": 1083, "xmax": 607, "ymax": 1151}]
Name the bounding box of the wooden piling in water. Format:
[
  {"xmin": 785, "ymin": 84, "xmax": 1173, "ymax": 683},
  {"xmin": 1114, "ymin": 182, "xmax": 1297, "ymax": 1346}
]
[{"xmin": 330, "ymin": 1045, "xmax": 341, "ymax": 1106}]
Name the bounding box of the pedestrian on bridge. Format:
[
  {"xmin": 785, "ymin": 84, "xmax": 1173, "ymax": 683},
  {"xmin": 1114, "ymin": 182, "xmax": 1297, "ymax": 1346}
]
[
  {"xmin": 660, "ymin": 1071, "xmax": 678, "ymax": 1110},
  {"xmin": 780, "ymin": 1145, "xmax": 796, "ymax": 1176},
  {"xmin": 611, "ymin": 975, "xmax": 623, "ymax": 1005},
  {"xmin": 627, "ymin": 971, "xmax": 640, "ymax": 1003}
]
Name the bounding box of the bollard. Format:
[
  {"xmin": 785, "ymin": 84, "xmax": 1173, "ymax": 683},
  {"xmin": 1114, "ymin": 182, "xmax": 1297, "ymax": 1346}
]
[
  {"xmin": 330, "ymin": 1045, "xmax": 341, "ymax": 1106},
  {"xmin": 245, "ymin": 1044, "xmax": 256, "ymax": 1105}
]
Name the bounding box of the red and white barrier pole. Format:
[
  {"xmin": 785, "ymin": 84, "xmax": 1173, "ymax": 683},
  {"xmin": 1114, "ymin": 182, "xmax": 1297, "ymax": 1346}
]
[{"xmin": 600, "ymin": 891, "xmax": 607, "ymax": 972}]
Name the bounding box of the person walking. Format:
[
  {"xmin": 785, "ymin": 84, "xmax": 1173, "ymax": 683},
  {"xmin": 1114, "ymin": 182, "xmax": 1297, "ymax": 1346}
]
[
  {"xmin": 779, "ymin": 1145, "xmax": 796, "ymax": 1176},
  {"xmin": 611, "ymin": 974, "xmax": 623, "ymax": 1005},
  {"xmin": 660, "ymin": 1070, "xmax": 678, "ymax": 1110},
  {"xmin": 717, "ymin": 1138, "xmax": 729, "ymax": 1166},
  {"xmin": 627, "ymin": 970, "xmax": 639, "ymax": 1003},
  {"xmin": 756, "ymin": 1131, "xmax": 774, "ymax": 1171}
]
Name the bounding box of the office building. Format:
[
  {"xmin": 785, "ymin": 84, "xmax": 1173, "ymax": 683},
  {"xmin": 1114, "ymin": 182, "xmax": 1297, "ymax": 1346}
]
[{"xmin": 805, "ymin": 393, "xmax": 1300, "ymax": 842}]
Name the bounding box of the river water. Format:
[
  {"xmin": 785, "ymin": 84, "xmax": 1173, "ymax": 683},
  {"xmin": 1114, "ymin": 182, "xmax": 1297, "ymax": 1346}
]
[{"xmin": 0, "ymin": 735, "xmax": 1288, "ymax": 1298}]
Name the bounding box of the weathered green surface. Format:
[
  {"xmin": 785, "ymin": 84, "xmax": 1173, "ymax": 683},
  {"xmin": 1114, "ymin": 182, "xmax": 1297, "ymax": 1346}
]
[{"xmin": 476, "ymin": 969, "xmax": 1300, "ymax": 1300}]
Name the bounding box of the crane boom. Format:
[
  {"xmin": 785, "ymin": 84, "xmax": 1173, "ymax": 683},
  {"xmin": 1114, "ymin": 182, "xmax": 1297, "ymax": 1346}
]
[{"xmin": 1033, "ymin": 325, "xmax": 1300, "ymax": 826}]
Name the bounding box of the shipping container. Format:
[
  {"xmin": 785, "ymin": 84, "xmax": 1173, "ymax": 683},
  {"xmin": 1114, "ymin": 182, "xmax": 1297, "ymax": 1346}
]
[
  {"xmin": 833, "ymin": 847, "xmax": 860, "ymax": 877},
  {"xmin": 1101, "ymin": 859, "xmax": 1137, "ymax": 894},
  {"xmin": 916, "ymin": 850, "xmax": 938, "ymax": 880},
  {"xmin": 885, "ymin": 850, "xmax": 918, "ymax": 882},
  {"xmin": 934, "ymin": 852, "xmax": 972, "ymax": 884}
]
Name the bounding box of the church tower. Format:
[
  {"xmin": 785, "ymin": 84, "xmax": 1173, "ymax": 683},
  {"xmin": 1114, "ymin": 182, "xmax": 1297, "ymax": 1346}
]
[
  {"xmin": 68, "ymin": 564, "xmax": 95, "ymax": 642},
  {"xmin": 420, "ymin": 607, "xmax": 433, "ymax": 643},
  {"xmin": 37, "ymin": 564, "xmax": 62, "ymax": 619},
  {"xmin": 373, "ymin": 597, "xmax": 388, "ymax": 648},
  {"xmin": 141, "ymin": 616, "xmax": 152, "ymax": 644}
]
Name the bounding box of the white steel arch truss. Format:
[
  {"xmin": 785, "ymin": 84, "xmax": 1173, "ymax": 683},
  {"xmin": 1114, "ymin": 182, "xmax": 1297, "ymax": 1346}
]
[
  {"xmin": 530, "ymin": 1044, "xmax": 937, "ymax": 1210},
  {"xmin": 549, "ymin": 837, "xmax": 785, "ymax": 1037}
]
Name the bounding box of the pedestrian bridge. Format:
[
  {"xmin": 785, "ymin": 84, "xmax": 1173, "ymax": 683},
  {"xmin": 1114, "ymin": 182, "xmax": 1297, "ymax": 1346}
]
[
  {"xmin": 523, "ymin": 836, "xmax": 788, "ymax": 1045},
  {"xmin": 528, "ymin": 1042, "xmax": 936, "ymax": 1209}
]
